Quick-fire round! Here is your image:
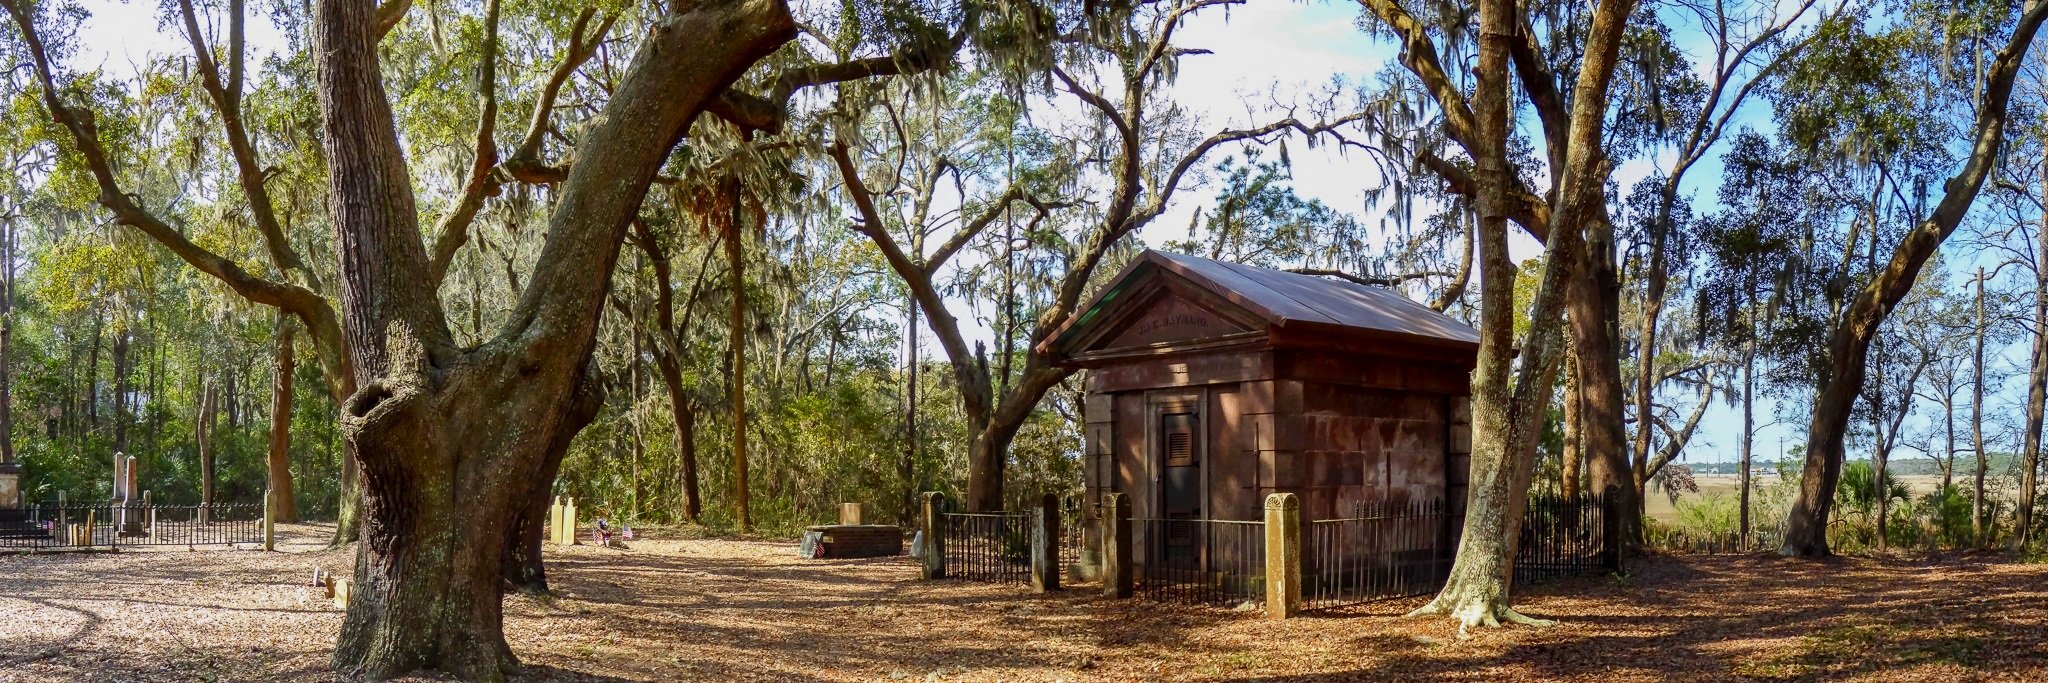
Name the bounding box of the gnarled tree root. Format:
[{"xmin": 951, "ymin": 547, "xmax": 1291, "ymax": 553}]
[{"xmin": 1406, "ymin": 593, "xmax": 1557, "ymax": 639}]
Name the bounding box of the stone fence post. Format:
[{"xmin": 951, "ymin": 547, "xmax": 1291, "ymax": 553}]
[
  {"xmin": 1031, "ymin": 493, "xmax": 1059, "ymax": 592},
  {"xmin": 262, "ymin": 489, "xmax": 276, "ymax": 552},
  {"xmin": 1101, "ymin": 492, "xmax": 1132, "ymax": 599},
  {"xmin": 919, "ymin": 492, "xmax": 945, "ymax": 579},
  {"xmin": 1264, "ymin": 492, "xmax": 1301, "ymax": 619}
]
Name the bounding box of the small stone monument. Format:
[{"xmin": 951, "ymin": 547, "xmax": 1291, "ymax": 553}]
[
  {"xmin": 113, "ymin": 453, "xmax": 145, "ymax": 536},
  {"xmin": 548, "ymin": 496, "xmax": 578, "ymax": 546},
  {"xmin": 801, "ymin": 502, "xmax": 901, "ymax": 559},
  {"xmin": 0, "ymin": 460, "xmax": 19, "ymax": 510},
  {"xmin": 0, "ymin": 460, "xmax": 32, "ymax": 541}
]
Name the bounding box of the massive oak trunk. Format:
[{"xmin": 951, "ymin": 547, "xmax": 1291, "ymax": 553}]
[
  {"xmin": 313, "ymin": 0, "xmax": 793, "ymax": 677},
  {"xmin": 1564, "ymin": 210, "xmax": 1638, "ymax": 549},
  {"xmin": 1781, "ymin": 3, "xmax": 2047, "ymax": 556},
  {"xmin": 502, "ymin": 372, "xmax": 602, "ymax": 593}
]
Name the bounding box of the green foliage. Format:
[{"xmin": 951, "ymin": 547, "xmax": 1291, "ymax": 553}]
[
  {"xmin": 1162, "ymin": 152, "xmax": 1366, "ymax": 268},
  {"xmin": 1835, "ymin": 460, "xmax": 1910, "ymax": 521}
]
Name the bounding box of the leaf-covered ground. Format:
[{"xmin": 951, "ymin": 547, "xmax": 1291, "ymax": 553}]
[{"xmin": 0, "ymin": 524, "xmax": 2042, "ymax": 682}]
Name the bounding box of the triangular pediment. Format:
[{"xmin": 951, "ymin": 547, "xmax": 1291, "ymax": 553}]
[
  {"xmin": 1052, "ymin": 268, "xmax": 1266, "ymax": 360},
  {"xmin": 1101, "ymin": 292, "xmax": 1250, "ymax": 349}
]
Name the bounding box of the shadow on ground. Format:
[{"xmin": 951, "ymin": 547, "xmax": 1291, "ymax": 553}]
[{"xmin": 2, "ymin": 528, "xmax": 2044, "ymax": 682}]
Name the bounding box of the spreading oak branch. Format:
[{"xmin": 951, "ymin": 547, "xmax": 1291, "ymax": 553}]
[{"xmin": 4, "ymin": 0, "xmax": 354, "ymax": 401}]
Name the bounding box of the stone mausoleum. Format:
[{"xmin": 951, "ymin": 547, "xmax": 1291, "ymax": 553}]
[{"xmin": 1042, "ymin": 250, "xmax": 1480, "ymax": 569}]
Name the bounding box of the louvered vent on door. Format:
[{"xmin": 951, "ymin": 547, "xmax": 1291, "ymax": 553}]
[{"xmin": 1162, "ymin": 412, "xmax": 1197, "ymax": 466}]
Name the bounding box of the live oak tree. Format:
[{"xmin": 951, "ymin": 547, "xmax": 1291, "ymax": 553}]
[{"xmin": 298, "ymin": 0, "xmax": 801, "ymax": 676}]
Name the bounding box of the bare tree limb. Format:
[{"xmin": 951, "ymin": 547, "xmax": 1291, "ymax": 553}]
[
  {"xmin": 176, "ymin": 0, "xmax": 320, "ymax": 290},
  {"xmin": 829, "ymin": 139, "xmax": 993, "ymax": 423},
  {"xmin": 1288, "ymin": 268, "xmax": 1452, "ymax": 287},
  {"xmin": 373, "ymin": 0, "xmax": 410, "ymax": 41}
]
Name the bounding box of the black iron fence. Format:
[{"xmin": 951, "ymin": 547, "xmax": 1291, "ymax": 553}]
[
  {"xmin": 1645, "ymin": 522, "xmax": 1787, "ymax": 555},
  {"xmin": 1133, "ymin": 517, "xmax": 1265, "ymax": 608},
  {"xmin": 1300, "ymin": 491, "xmax": 1617, "ymax": 612},
  {"xmin": 939, "ymin": 510, "xmax": 1032, "ymax": 585},
  {"xmin": 919, "ymin": 489, "xmax": 1619, "ymax": 615},
  {"xmin": 1303, "ymin": 499, "xmax": 1453, "ymax": 610},
  {"xmin": 0, "ymin": 502, "xmax": 265, "ymax": 550},
  {"xmin": 1512, "ymin": 491, "xmax": 1614, "ymax": 585}
]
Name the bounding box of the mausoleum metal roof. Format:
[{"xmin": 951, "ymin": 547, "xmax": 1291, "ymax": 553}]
[{"xmin": 1046, "ymin": 249, "xmax": 1480, "ymax": 355}]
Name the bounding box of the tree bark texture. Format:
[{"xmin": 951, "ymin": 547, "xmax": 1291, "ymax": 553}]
[
  {"xmin": 503, "ymin": 372, "xmax": 602, "ymax": 593},
  {"xmin": 198, "ymin": 381, "xmax": 218, "ymax": 512},
  {"xmin": 2019, "ymin": 256, "xmax": 2047, "ymax": 550},
  {"xmin": 1781, "ymin": 2, "xmax": 2048, "ymax": 556},
  {"xmin": 1564, "ymin": 210, "xmax": 1638, "ymax": 549},
  {"xmin": 1740, "ymin": 340, "xmax": 1756, "ymax": 545},
  {"xmin": 312, "ymin": 0, "xmax": 793, "ymax": 677},
  {"xmin": 654, "ymin": 353, "xmax": 701, "ymax": 522},
  {"xmin": 1561, "ymin": 352, "xmax": 1581, "ymax": 502},
  {"xmin": 269, "ymin": 319, "xmax": 299, "ymax": 523},
  {"xmin": 1408, "ymin": 0, "xmax": 1636, "ymax": 630},
  {"xmin": 722, "ymin": 182, "xmax": 752, "ymax": 533}
]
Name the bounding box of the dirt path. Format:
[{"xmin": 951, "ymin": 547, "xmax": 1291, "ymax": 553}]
[{"xmin": 0, "ymin": 526, "xmax": 2042, "ymax": 682}]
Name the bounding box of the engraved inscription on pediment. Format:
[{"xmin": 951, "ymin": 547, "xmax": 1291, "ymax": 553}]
[{"xmin": 1103, "ymin": 294, "xmax": 1248, "ymax": 350}]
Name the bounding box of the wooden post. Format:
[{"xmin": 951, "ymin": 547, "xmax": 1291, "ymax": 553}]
[
  {"xmin": 263, "ymin": 489, "xmax": 276, "ymax": 552},
  {"xmin": 1102, "ymin": 492, "xmax": 1132, "ymax": 599},
  {"xmin": 1264, "ymin": 492, "xmax": 1301, "ymax": 619},
  {"xmin": 919, "ymin": 492, "xmax": 944, "ymax": 579},
  {"xmin": 1031, "ymin": 493, "xmax": 1059, "ymax": 592}
]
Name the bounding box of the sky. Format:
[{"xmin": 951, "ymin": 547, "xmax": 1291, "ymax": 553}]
[{"xmin": 59, "ymin": 0, "xmax": 2039, "ymax": 468}]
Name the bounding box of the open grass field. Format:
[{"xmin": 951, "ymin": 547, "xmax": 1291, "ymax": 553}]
[
  {"xmin": 1643, "ymin": 472, "xmax": 1970, "ymax": 525},
  {"xmin": 2, "ymin": 524, "xmax": 2044, "ymax": 682}
]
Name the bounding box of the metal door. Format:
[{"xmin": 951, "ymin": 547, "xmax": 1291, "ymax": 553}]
[{"xmin": 1160, "ymin": 410, "xmax": 1201, "ymax": 568}]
